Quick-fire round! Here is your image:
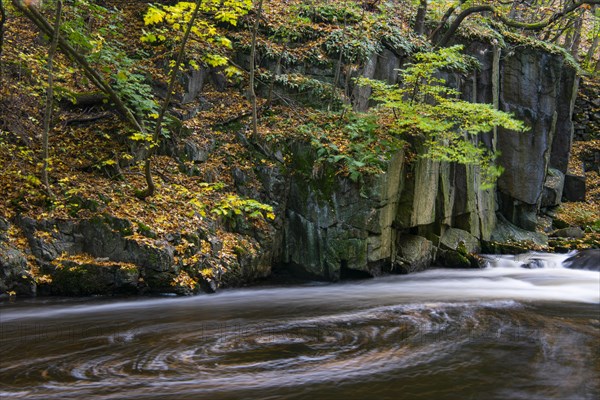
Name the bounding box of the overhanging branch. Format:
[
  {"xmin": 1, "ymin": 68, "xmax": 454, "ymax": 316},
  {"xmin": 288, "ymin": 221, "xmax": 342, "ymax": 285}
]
[{"xmin": 436, "ymin": 0, "xmax": 600, "ymax": 47}]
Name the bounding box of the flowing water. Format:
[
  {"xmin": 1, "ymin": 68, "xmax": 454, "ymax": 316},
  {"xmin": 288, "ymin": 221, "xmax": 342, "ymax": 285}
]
[{"xmin": 1, "ymin": 252, "xmax": 598, "ymax": 399}]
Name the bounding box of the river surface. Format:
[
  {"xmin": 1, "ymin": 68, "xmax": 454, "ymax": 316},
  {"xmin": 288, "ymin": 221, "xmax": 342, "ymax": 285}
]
[{"xmin": 1, "ymin": 252, "xmax": 599, "ymax": 399}]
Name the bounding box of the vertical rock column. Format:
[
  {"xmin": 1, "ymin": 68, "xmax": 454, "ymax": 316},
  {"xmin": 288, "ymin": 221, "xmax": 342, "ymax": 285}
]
[{"xmin": 496, "ymin": 48, "xmax": 569, "ymax": 231}]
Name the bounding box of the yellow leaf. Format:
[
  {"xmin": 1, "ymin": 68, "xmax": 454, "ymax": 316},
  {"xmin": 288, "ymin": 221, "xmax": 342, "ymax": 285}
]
[{"xmin": 144, "ymin": 7, "xmax": 166, "ymax": 26}]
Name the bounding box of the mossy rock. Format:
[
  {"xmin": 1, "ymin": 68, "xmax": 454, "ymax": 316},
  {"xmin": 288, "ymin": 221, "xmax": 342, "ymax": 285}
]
[
  {"xmin": 137, "ymin": 221, "xmax": 158, "ymax": 239},
  {"xmin": 482, "ymin": 240, "xmax": 543, "ymax": 255},
  {"xmin": 50, "ymin": 261, "xmax": 140, "ymax": 296},
  {"xmin": 287, "ymin": 142, "xmax": 339, "ymax": 204},
  {"xmin": 102, "ymin": 215, "xmax": 134, "ymax": 236},
  {"xmin": 439, "ymin": 249, "xmax": 472, "ymax": 268},
  {"xmin": 0, "ymin": 242, "xmax": 36, "ymax": 296}
]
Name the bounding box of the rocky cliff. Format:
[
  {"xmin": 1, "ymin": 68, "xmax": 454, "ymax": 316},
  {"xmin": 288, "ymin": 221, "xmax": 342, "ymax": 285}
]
[
  {"xmin": 0, "ymin": 35, "xmax": 586, "ymax": 295},
  {"xmin": 267, "ymin": 40, "xmax": 580, "ymax": 280}
]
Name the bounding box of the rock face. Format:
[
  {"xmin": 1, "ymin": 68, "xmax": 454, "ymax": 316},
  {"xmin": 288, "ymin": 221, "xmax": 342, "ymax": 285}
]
[
  {"xmin": 0, "ymin": 218, "xmax": 36, "ymax": 296},
  {"xmin": 280, "ymin": 145, "xmax": 404, "ymax": 280},
  {"xmin": 496, "ymin": 48, "xmax": 578, "ymax": 230},
  {"xmin": 0, "ymin": 242, "xmax": 35, "ymax": 296},
  {"xmin": 277, "ymin": 145, "xmax": 495, "ymax": 277},
  {"xmin": 0, "ymin": 212, "xmax": 274, "ymax": 296},
  {"xmin": 48, "ymin": 260, "xmax": 140, "ymax": 296},
  {"xmin": 270, "ymin": 41, "xmax": 579, "ymax": 279},
  {"xmin": 573, "ymin": 80, "xmax": 600, "ymax": 142},
  {"xmin": 541, "ymin": 168, "xmax": 565, "ymax": 208},
  {"xmin": 490, "ymin": 215, "xmax": 548, "ymax": 246},
  {"xmin": 16, "ymin": 216, "xmax": 178, "ymax": 294}
]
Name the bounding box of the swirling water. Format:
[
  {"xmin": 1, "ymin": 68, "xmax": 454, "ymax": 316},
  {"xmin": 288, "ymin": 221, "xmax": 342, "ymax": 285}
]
[{"xmin": 0, "ymin": 253, "xmax": 598, "ymax": 399}]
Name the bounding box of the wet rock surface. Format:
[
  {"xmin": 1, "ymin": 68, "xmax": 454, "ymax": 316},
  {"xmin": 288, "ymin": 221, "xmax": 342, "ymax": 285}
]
[{"xmin": 564, "ymin": 249, "xmax": 600, "ymax": 271}]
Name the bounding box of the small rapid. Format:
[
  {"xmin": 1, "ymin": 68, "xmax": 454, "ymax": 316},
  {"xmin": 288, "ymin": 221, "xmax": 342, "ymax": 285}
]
[{"xmin": 483, "ymin": 251, "xmax": 576, "ymax": 269}]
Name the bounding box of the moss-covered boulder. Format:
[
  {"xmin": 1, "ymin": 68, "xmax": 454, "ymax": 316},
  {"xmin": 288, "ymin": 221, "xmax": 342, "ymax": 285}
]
[{"xmin": 46, "ymin": 256, "xmax": 140, "ymax": 296}]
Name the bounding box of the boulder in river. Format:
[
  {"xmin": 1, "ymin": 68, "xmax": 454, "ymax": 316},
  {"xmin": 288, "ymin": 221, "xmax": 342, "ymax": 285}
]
[
  {"xmin": 564, "ymin": 250, "xmax": 600, "ymax": 271},
  {"xmin": 394, "ymin": 234, "xmax": 434, "ymax": 273},
  {"xmin": 437, "ymin": 228, "xmax": 483, "ymax": 268},
  {"xmin": 521, "ymin": 259, "xmax": 545, "ymax": 269},
  {"xmin": 440, "ymin": 228, "xmax": 480, "ymax": 254}
]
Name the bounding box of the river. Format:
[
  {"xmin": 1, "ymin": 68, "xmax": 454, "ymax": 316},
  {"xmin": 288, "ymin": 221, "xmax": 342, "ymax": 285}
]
[{"xmin": 1, "ymin": 252, "xmax": 598, "ymax": 399}]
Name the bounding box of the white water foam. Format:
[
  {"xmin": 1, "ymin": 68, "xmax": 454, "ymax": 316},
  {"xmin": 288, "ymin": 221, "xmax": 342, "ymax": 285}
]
[{"xmin": 1, "ymin": 252, "xmax": 598, "ymax": 325}]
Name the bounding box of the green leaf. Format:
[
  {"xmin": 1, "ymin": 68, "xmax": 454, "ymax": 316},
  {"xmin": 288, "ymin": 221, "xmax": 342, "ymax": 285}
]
[{"xmin": 116, "ymin": 70, "xmax": 128, "ymax": 81}]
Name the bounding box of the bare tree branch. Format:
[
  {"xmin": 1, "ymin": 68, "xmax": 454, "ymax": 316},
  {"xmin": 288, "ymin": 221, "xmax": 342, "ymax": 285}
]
[
  {"xmin": 11, "ymin": 0, "xmax": 145, "ymax": 133},
  {"xmin": 436, "ymin": 0, "xmax": 600, "ymax": 47},
  {"xmin": 0, "ymin": 0, "xmax": 6, "ymax": 61},
  {"xmin": 138, "ymin": 0, "xmax": 204, "ymax": 199},
  {"xmin": 41, "ymin": 0, "xmax": 62, "ymax": 196},
  {"xmin": 428, "ymin": 0, "xmax": 467, "ymax": 42},
  {"xmin": 249, "ymin": 0, "xmax": 263, "ymax": 138}
]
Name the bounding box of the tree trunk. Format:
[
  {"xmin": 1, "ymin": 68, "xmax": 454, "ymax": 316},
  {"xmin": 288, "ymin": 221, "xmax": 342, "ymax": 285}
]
[
  {"xmin": 492, "ymin": 44, "xmax": 500, "ymax": 151},
  {"xmin": 428, "ymin": 0, "xmax": 466, "ymax": 42},
  {"xmin": 414, "ymin": 0, "xmax": 427, "ymax": 35},
  {"xmin": 266, "ymin": 41, "xmax": 285, "ymax": 108},
  {"xmin": 547, "ymin": 18, "xmax": 575, "ymax": 43},
  {"xmin": 0, "ymin": 0, "xmax": 6, "ymax": 62},
  {"xmin": 585, "ymin": 30, "xmax": 599, "ymax": 70},
  {"xmin": 330, "ymin": 2, "xmax": 349, "ymax": 111},
  {"xmin": 41, "ymin": 0, "xmax": 62, "ymax": 196},
  {"xmin": 508, "ymin": 0, "xmax": 518, "ymax": 19},
  {"xmin": 330, "ymin": 37, "xmax": 344, "ymax": 110},
  {"xmin": 249, "ymin": 0, "xmax": 263, "ymax": 137},
  {"xmin": 436, "ymin": 6, "xmax": 496, "ymax": 47},
  {"xmin": 138, "ymin": 0, "xmax": 204, "ymax": 199},
  {"xmin": 569, "ymin": 10, "xmax": 583, "ymax": 61}
]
